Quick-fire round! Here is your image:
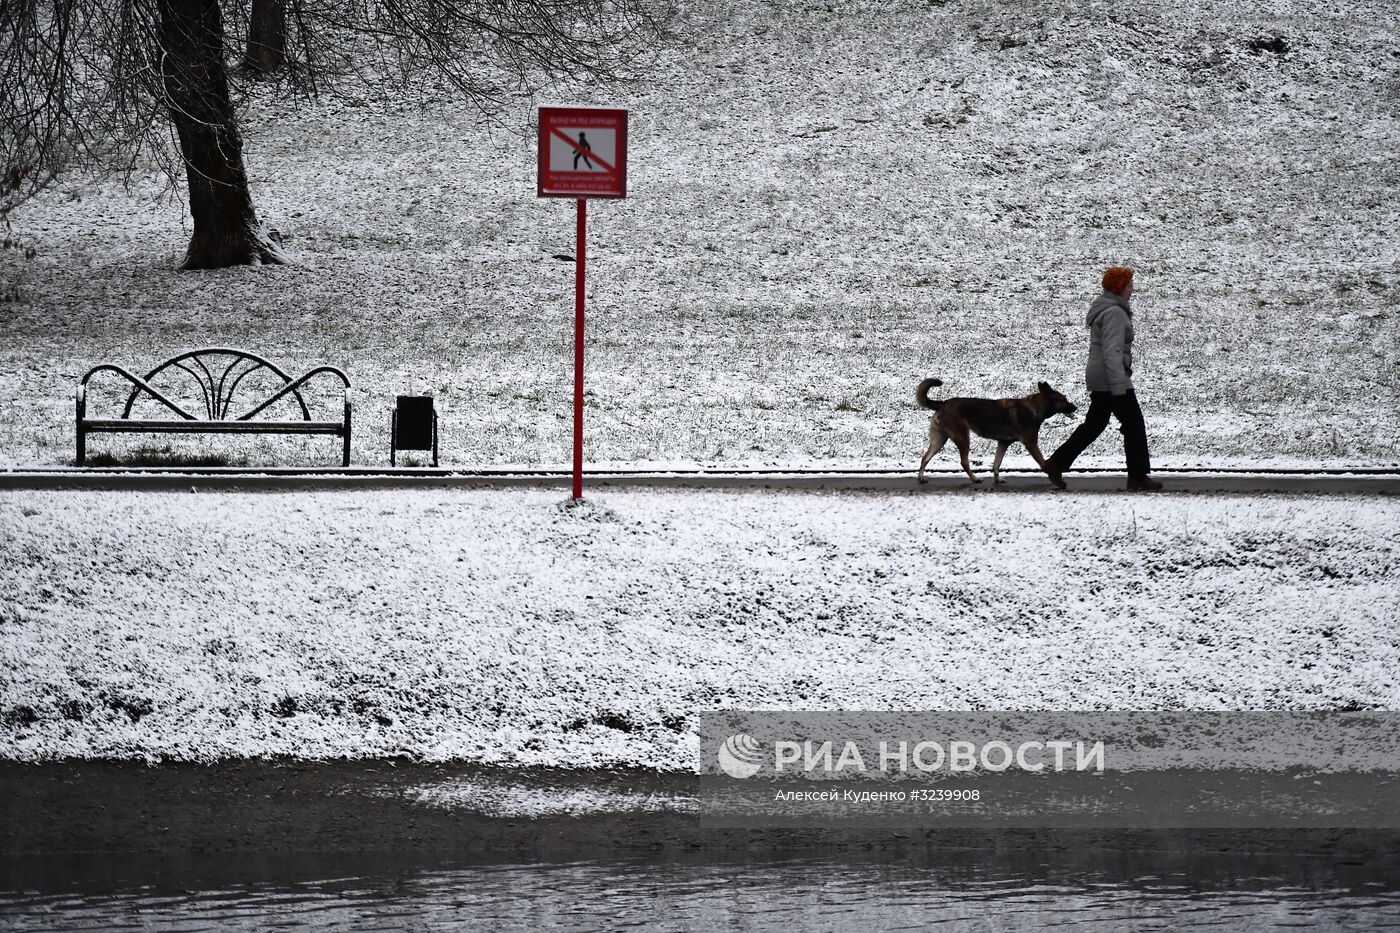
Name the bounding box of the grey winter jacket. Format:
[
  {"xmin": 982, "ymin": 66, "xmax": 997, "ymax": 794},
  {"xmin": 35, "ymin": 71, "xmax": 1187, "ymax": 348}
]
[{"xmin": 1084, "ymin": 290, "xmax": 1134, "ymax": 395}]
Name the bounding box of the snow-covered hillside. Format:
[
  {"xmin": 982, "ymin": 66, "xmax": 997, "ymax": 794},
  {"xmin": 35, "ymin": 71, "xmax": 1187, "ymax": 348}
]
[{"xmin": 3, "ymin": 0, "xmax": 1397, "ymax": 468}]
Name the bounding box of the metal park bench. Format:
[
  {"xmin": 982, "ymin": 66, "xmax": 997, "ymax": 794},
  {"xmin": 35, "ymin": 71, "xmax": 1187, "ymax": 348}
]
[{"xmin": 76, "ymin": 348, "xmax": 352, "ymax": 466}]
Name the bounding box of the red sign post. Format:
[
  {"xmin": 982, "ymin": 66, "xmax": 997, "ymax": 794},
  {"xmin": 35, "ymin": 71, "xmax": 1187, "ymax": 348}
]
[{"xmin": 537, "ymin": 106, "xmax": 628, "ymax": 499}]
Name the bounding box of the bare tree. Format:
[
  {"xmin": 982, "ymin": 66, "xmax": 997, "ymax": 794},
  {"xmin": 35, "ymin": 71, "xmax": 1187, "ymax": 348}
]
[
  {"xmin": 242, "ymin": 0, "xmax": 284, "ymax": 73},
  {"xmin": 1, "ymin": 0, "xmax": 280, "ymax": 267},
  {"xmin": 162, "ymin": 0, "xmax": 286, "ymax": 266},
  {"xmin": 1, "ymin": 0, "xmax": 668, "ymax": 269}
]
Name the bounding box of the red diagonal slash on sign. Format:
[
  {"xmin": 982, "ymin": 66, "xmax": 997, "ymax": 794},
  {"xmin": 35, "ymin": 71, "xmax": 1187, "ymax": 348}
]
[{"xmin": 549, "ymin": 126, "xmax": 618, "ymax": 176}]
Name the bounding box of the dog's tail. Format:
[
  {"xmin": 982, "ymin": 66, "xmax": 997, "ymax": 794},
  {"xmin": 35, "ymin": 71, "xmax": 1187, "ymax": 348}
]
[{"xmin": 915, "ymin": 377, "xmax": 944, "ymax": 410}]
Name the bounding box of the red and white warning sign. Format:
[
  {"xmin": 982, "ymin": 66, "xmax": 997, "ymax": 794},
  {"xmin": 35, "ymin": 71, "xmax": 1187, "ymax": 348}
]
[{"xmin": 537, "ymin": 106, "xmax": 628, "ymax": 199}]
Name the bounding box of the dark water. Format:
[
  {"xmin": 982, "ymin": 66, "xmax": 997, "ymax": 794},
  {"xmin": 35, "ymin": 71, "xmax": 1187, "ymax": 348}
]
[{"xmin": 5, "ymin": 858, "xmax": 1400, "ymax": 931}]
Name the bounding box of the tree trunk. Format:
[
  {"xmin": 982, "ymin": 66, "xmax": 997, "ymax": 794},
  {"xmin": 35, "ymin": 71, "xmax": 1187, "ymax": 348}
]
[
  {"xmin": 158, "ymin": 0, "xmax": 285, "ymax": 269},
  {"xmin": 244, "ymin": 0, "xmax": 286, "ymax": 73}
]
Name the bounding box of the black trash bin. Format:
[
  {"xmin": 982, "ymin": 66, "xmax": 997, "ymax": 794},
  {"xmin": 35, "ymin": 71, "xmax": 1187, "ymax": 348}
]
[{"xmin": 391, "ymin": 395, "xmax": 438, "ymax": 466}]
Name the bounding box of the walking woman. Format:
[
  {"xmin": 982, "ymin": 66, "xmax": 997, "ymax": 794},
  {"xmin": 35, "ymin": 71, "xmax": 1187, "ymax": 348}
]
[{"xmin": 1046, "ymin": 267, "xmax": 1163, "ymax": 491}]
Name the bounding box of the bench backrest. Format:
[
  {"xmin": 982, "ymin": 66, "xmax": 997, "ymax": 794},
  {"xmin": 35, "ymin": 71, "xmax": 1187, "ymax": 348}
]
[{"xmin": 80, "ymin": 348, "xmax": 351, "ymax": 422}]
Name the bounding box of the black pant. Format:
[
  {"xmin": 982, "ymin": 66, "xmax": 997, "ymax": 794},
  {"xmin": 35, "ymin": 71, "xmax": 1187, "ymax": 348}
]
[{"xmin": 1050, "ymin": 390, "xmax": 1151, "ymax": 479}]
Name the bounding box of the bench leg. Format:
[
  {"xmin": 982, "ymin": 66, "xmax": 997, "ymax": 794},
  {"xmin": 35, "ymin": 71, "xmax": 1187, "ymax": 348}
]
[
  {"xmin": 342, "ymin": 395, "xmax": 352, "ymax": 468},
  {"xmin": 432, "ymin": 413, "xmax": 439, "ymax": 468},
  {"xmin": 76, "ymin": 387, "xmax": 86, "ymax": 466}
]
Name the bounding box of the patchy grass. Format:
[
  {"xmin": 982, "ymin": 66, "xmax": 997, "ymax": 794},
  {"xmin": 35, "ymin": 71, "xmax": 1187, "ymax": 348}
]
[
  {"xmin": 81, "ymin": 445, "xmax": 250, "ymax": 468},
  {"xmin": 1, "ymin": 488, "xmax": 1396, "ymax": 765},
  {"xmin": 3, "ymin": 0, "xmax": 1398, "ymax": 470}
]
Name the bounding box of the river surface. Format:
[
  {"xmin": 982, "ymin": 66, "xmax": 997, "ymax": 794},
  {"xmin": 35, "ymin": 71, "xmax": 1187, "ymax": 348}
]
[
  {"xmin": 5, "ymin": 855, "xmax": 1400, "ymax": 931},
  {"xmin": 6, "ymin": 761, "xmax": 1400, "ymax": 929}
]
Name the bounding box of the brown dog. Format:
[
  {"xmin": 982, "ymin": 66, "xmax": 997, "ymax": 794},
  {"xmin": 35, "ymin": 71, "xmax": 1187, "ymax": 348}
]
[{"xmin": 916, "ymin": 378, "xmax": 1076, "ymax": 487}]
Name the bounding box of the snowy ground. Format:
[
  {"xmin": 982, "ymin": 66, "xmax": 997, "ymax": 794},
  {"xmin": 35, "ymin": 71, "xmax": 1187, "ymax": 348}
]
[
  {"xmin": 2, "ymin": 487, "xmax": 1395, "ymax": 767},
  {"xmin": 1, "ymin": 0, "xmax": 1397, "ymax": 470}
]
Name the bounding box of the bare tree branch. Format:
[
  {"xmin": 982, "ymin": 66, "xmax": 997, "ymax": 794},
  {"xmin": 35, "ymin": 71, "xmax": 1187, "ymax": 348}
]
[{"xmin": 1, "ymin": 0, "xmax": 672, "ymax": 265}]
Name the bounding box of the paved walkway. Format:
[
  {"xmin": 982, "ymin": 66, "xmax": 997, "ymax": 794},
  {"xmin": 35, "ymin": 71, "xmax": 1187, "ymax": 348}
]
[{"xmin": 2, "ymin": 467, "xmax": 1397, "ymax": 495}]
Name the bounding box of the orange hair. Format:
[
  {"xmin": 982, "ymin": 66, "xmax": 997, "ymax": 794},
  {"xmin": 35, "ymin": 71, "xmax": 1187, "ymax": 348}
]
[{"xmin": 1102, "ymin": 266, "xmax": 1134, "ymax": 295}]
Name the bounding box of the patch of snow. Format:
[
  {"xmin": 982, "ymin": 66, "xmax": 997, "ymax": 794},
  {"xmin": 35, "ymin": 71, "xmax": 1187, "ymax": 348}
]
[{"xmin": 399, "ymin": 774, "xmax": 694, "ymax": 817}]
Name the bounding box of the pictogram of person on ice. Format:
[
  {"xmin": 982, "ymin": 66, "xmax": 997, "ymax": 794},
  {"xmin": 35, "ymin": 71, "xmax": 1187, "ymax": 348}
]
[{"xmin": 573, "ymin": 132, "xmax": 594, "ymax": 170}]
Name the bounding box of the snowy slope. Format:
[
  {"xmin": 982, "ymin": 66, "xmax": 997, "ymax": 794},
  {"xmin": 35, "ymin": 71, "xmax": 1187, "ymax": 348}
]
[
  {"xmin": 2, "ymin": 0, "xmax": 1397, "ymax": 468},
  {"xmin": 2, "ymin": 488, "xmax": 1396, "ymax": 765}
]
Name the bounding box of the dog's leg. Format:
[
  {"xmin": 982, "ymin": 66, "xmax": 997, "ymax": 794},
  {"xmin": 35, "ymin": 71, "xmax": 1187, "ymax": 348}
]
[
  {"xmin": 1022, "ymin": 436, "xmax": 1066, "ymax": 490},
  {"xmin": 992, "ymin": 441, "xmax": 1010, "ymax": 484},
  {"xmin": 1022, "ymin": 438, "xmax": 1051, "ymax": 470},
  {"xmin": 954, "ymin": 433, "xmax": 980, "ymax": 484},
  {"xmin": 917, "ymin": 420, "xmax": 947, "ymax": 484}
]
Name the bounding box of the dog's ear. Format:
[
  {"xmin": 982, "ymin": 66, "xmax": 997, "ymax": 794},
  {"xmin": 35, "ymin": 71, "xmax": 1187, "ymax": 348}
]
[{"xmin": 1038, "ymin": 381, "xmax": 1052, "ymax": 395}]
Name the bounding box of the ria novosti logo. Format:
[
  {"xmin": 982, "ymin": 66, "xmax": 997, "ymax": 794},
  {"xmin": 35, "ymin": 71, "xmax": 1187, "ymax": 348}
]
[
  {"xmin": 714, "ymin": 734, "xmax": 1107, "ymax": 778},
  {"xmin": 717, "ymin": 733, "xmax": 764, "ymax": 778}
]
